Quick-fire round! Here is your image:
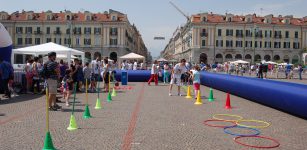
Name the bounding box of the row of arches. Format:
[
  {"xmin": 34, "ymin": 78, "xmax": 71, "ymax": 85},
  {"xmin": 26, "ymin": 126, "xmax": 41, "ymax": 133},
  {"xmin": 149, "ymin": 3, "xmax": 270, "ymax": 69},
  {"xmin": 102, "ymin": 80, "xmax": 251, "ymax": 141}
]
[
  {"xmin": 85, "ymin": 51, "xmax": 118, "ymax": 62},
  {"xmin": 199, "ymin": 53, "xmax": 300, "ymax": 64}
]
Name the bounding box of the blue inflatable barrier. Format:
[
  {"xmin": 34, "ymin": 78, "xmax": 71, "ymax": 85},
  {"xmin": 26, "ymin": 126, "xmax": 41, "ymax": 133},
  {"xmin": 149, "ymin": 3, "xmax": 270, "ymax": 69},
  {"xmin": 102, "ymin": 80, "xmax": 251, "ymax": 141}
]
[
  {"xmin": 115, "ymin": 70, "xmax": 151, "ymax": 82},
  {"xmin": 200, "ymin": 71, "xmax": 307, "ymax": 119}
]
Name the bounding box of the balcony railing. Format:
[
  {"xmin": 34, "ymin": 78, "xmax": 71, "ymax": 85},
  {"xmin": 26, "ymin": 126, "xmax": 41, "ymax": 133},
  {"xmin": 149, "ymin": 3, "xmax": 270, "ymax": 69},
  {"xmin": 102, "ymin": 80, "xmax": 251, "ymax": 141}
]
[
  {"xmin": 34, "ymin": 31, "xmax": 42, "ymax": 34},
  {"xmin": 54, "ymin": 31, "xmax": 62, "ymax": 35},
  {"xmin": 274, "ymin": 35, "xmax": 282, "ymax": 38},
  {"xmin": 236, "ymin": 34, "xmax": 243, "ymax": 38},
  {"xmin": 110, "ymin": 32, "xmax": 118, "ymax": 36},
  {"xmin": 200, "ymin": 32, "xmax": 208, "ymax": 37}
]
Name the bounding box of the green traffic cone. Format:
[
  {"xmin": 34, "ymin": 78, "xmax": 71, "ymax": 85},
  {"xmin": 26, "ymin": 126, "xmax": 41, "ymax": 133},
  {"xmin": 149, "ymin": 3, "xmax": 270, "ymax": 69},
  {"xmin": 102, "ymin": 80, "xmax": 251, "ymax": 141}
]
[
  {"xmin": 67, "ymin": 115, "xmax": 78, "ymax": 131},
  {"xmin": 208, "ymin": 88, "xmax": 214, "ymax": 102},
  {"xmin": 107, "ymin": 92, "xmax": 112, "ymax": 102},
  {"xmin": 111, "ymin": 88, "xmax": 117, "ymax": 97},
  {"xmin": 95, "ymin": 98, "xmax": 102, "ymax": 109},
  {"xmin": 83, "ymin": 104, "xmax": 92, "ymax": 119},
  {"xmin": 42, "ymin": 131, "xmax": 56, "ymax": 150}
]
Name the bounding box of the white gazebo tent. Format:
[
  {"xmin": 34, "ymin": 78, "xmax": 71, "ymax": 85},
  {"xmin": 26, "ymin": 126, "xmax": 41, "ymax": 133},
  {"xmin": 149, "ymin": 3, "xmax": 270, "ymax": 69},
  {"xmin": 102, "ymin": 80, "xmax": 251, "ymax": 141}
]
[
  {"xmin": 119, "ymin": 52, "xmax": 145, "ymax": 63},
  {"xmin": 12, "ymin": 42, "xmax": 85, "ymax": 65},
  {"xmin": 230, "ymin": 60, "xmax": 250, "ymax": 64},
  {"xmin": 157, "ymin": 58, "xmax": 168, "ymax": 62}
]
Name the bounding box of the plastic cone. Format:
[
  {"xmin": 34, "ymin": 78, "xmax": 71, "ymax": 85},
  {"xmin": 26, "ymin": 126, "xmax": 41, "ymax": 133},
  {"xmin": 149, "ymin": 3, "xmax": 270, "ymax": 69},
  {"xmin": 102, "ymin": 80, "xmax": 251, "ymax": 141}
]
[
  {"xmin": 42, "ymin": 131, "xmax": 56, "ymax": 150},
  {"xmin": 225, "ymin": 93, "xmax": 231, "ymax": 109},
  {"xmin": 67, "ymin": 115, "xmax": 78, "ymax": 131},
  {"xmin": 208, "ymin": 88, "xmax": 214, "ymax": 102},
  {"xmin": 185, "ymin": 86, "xmax": 192, "ymax": 99},
  {"xmin": 111, "ymin": 88, "xmax": 117, "ymax": 97},
  {"xmin": 95, "ymin": 98, "xmax": 102, "ymax": 109},
  {"xmin": 83, "ymin": 104, "xmax": 92, "ymax": 119},
  {"xmin": 107, "ymin": 92, "xmax": 112, "ymax": 102},
  {"xmin": 194, "ymin": 90, "xmax": 203, "ymax": 105}
]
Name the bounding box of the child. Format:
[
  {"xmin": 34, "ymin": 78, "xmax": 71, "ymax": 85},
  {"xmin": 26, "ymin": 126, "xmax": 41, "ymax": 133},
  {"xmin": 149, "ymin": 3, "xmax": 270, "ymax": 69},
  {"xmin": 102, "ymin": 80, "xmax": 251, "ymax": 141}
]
[
  {"xmin": 90, "ymin": 73, "xmax": 96, "ymax": 92},
  {"xmin": 62, "ymin": 69, "xmax": 74, "ymax": 106},
  {"xmin": 191, "ymin": 65, "xmax": 201, "ymax": 99}
]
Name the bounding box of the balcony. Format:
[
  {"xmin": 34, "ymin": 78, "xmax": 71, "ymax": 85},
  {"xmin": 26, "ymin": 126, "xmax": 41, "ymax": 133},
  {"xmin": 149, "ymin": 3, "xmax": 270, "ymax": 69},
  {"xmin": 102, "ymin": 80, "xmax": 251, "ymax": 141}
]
[
  {"xmin": 73, "ymin": 31, "xmax": 81, "ymax": 35},
  {"xmin": 54, "ymin": 31, "xmax": 62, "ymax": 35},
  {"xmin": 94, "ymin": 32, "xmax": 101, "ymax": 35},
  {"xmin": 16, "ymin": 31, "xmax": 23, "ymax": 34},
  {"xmin": 274, "ymin": 35, "xmax": 282, "ymax": 39},
  {"xmin": 255, "ymin": 34, "xmax": 263, "ymax": 38},
  {"xmin": 200, "ymin": 32, "xmax": 208, "ymax": 37},
  {"xmin": 34, "ymin": 31, "xmax": 42, "ymax": 35},
  {"xmin": 110, "ymin": 32, "xmax": 118, "ymax": 36},
  {"xmin": 236, "ymin": 34, "xmax": 243, "ymax": 38}
]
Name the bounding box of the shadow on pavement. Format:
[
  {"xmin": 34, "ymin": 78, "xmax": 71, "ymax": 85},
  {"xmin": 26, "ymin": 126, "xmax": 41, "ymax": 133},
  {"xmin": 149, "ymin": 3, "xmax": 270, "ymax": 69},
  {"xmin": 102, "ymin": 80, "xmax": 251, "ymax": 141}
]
[
  {"xmin": 61, "ymin": 108, "xmax": 84, "ymax": 112},
  {"xmin": 0, "ymin": 94, "xmax": 43, "ymax": 105},
  {"xmin": 0, "ymin": 113, "xmax": 5, "ymax": 116}
]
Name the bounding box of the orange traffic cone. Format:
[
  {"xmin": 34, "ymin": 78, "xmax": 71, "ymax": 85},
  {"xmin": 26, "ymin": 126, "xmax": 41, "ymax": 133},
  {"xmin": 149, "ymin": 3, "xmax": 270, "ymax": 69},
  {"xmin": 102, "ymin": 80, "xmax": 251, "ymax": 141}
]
[{"xmin": 225, "ymin": 93, "xmax": 231, "ymax": 109}]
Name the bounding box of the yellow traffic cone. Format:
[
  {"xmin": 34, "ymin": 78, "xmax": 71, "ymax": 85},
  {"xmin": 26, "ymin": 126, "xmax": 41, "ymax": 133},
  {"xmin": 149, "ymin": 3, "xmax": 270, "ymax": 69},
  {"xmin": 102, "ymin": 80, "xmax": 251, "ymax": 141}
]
[
  {"xmin": 194, "ymin": 90, "xmax": 202, "ymax": 105},
  {"xmin": 111, "ymin": 87, "xmax": 117, "ymax": 97},
  {"xmin": 67, "ymin": 114, "xmax": 78, "ymax": 131},
  {"xmin": 185, "ymin": 86, "xmax": 192, "ymax": 99}
]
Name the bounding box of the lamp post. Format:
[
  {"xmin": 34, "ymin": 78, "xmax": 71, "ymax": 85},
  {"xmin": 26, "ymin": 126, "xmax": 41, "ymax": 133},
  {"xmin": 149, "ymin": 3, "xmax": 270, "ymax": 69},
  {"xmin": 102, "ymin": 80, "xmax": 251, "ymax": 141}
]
[
  {"xmin": 67, "ymin": 20, "xmax": 72, "ymax": 66},
  {"xmin": 253, "ymin": 26, "xmax": 259, "ymax": 64}
]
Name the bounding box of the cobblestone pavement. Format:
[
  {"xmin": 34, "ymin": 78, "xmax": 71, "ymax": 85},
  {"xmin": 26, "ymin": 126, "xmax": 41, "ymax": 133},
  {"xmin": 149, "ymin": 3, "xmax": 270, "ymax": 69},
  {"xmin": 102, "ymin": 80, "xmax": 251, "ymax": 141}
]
[{"xmin": 1, "ymin": 81, "xmax": 307, "ymax": 150}]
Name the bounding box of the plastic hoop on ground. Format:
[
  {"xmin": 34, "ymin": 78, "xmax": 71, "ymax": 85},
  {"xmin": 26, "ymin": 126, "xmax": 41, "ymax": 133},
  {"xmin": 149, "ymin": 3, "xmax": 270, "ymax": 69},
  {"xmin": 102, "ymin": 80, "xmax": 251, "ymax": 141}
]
[
  {"xmin": 224, "ymin": 126, "xmax": 260, "ymax": 137},
  {"xmin": 234, "ymin": 136, "xmax": 280, "ymax": 149},
  {"xmin": 212, "ymin": 114, "xmax": 243, "ymax": 122},
  {"xmin": 236, "ymin": 119, "xmax": 270, "ymax": 128},
  {"xmin": 203, "ymin": 119, "xmax": 237, "ymax": 128}
]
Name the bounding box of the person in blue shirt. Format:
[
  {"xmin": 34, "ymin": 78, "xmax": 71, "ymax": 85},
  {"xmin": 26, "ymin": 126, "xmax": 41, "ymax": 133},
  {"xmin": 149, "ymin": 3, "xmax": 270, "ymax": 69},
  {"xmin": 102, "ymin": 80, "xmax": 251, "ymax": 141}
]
[
  {"xmin": 285, "ymin": 62, "xmax": 292, "ymax": 79},
  {"xmin": 191, "ymin": 65, "xmax": 201, "ymax": 99},
  {"xmin": 0, "ymin": 58, "xmax": 13, "ymax": 98}
]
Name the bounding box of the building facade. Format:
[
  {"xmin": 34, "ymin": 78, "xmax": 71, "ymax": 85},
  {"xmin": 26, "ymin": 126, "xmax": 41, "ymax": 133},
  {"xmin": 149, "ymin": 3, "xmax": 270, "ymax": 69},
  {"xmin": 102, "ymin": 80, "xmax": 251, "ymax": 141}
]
[
  {"xmin": 161, "ymin": 13, "xmax": 307, "ymax": 64},
  {"xmin": 0, "ymin": 9, "xmax": 149, "ymax": 63}
]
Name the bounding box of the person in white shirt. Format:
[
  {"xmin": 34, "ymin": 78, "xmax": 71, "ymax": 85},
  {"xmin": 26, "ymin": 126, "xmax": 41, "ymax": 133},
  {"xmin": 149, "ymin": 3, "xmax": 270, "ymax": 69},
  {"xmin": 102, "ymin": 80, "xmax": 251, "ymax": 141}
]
[
  {"xmin": 147, "ymin": 60, "xmax": 159, "ymax": 85},
  {"xmin": 128, "ymin": 61, "xmax": 133, "ymax": 70},
  {"xmin": 121, "ymin": 60, "xmax": 127, "ymax": 70},
  {"xmin": 133, "ymin": 61, "xmax": 138, "ymax": 70},
  {"xmin": 140, "ymin": 62, "xmax": 144, "ymax": 70},
  {"xmin": 169, "ymin": 59, "xmax": 187, "ymax": 96}
]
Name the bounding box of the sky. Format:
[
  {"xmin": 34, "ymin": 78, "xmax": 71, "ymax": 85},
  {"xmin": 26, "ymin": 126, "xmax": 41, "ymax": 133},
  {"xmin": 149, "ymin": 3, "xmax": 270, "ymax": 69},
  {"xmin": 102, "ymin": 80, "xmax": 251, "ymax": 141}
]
[{"xmin": 1, "ymin": 0, "xmax": 307, "ymax": 57}]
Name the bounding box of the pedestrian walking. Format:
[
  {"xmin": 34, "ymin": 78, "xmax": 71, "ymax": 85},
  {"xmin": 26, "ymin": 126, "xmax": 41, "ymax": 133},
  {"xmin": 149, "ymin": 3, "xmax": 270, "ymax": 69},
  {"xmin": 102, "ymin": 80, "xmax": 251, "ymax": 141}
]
[{"xmin": 147, "ymin": 60, "xmax": 159, "ymax": 86}]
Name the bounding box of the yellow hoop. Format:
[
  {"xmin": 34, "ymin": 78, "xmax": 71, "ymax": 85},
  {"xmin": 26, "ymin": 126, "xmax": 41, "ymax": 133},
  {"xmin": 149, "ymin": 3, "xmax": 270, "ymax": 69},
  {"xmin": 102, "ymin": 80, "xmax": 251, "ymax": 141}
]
[
  {"xmin": 236, "ymin": 119, "xmax": 271, "ymax": 128},
  {"xmin": 212, "ymin": 114, "xmax": 243, "ymax": 122}
]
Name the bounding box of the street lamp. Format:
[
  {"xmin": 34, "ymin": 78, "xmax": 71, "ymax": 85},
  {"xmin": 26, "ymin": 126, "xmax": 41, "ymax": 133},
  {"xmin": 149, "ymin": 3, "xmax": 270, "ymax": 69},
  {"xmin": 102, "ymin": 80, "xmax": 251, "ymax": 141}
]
[{"xmin": 252, "ymin": 26, "xmax": 259, "ymax": 64}]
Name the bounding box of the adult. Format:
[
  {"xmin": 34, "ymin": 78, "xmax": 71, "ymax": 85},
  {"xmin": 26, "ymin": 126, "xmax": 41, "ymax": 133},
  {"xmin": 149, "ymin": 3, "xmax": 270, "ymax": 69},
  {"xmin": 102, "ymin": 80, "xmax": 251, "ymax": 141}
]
[
  {"xmin": 102, "ymin": 58, "xmax": 111, "ymax": 92},
  {"xmin": 0, "ymin": 58, "xmax": 13, "ymax": 98},
  {"xmin": 121, "ymin": 60, "xmax": 127, "ymax": 70},
  {"xmin": 163, "ymin": 62, "xmax": 170, "ymax": 84},
  {"xmin": 263, "ymin": 64, "xmax": 268, "ymax": 79},
  {"xmin": 59, "ymin": 59, "xmax": 67, "ymax": 82},
  {"xmin": 83, "ymin": 62, "xmax": 92, "ymax": 89},
  {"xmin": 32, "ymin": 57, "xmax": 41, "ymax": 93},
  {"xmin": 258, "ymin": 63, "xmax": 263, "ymax": 79},
  {"xmin": 285, "ymin": 62, "xmax": 292, "ymax": 79},
  {"xmin": 25, "ymin": 59, "xmax": 34, "ymax": 93},
  {"xmin": 45, "ymin": 52, "xmax": 61, "ymax": 111},
  {"xmin": 147, "ymin": 60, "xmax": 159, "ymax": 86},
  {"xmin": 133, "ymin": 61, "xmax": 138, "ymax": 70},
  {"xmin": 298, "ymin": 64, "xmax": 303, "ymax": 80},
  {"xmin": 169, "ymin": 59, "xmax": 187, "ymax": 96}
]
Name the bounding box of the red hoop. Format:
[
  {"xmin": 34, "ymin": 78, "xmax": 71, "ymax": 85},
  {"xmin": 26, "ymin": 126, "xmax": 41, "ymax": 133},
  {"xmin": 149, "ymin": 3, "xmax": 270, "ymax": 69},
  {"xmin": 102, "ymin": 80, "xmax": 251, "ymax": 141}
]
[
  {"xmin": 234, "ymin": 136, "xmax": 280, "ymax": 149},
  {"xmin": 203, "ymin": 119, "xmax": 237, "ymax": 128}
]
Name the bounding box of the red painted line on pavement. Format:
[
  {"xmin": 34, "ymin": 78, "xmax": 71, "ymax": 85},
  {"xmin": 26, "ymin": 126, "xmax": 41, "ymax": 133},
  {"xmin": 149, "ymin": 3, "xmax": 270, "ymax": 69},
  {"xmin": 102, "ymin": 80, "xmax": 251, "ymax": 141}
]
[{"xmin": 122, "ymin": 83, "xmax": 145, "ymax": 150}]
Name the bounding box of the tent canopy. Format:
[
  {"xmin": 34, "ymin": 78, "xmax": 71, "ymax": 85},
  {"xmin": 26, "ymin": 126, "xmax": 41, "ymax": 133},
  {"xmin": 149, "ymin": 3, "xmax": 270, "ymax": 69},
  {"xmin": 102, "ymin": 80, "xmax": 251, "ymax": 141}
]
[
  {"xmin": 119, "ymin": 52, "xmax": 145, "ymax": 59},
  {"xmin": 157, "ymin": 58, "xmax": 168, "ymax": 62},
  {"xmin": 12, "ymin": 42, "xmax": 84, "ymax": 65},
  {"xmin": 230, "ymin": 60, "xmax": 249, "ymax": 64}
]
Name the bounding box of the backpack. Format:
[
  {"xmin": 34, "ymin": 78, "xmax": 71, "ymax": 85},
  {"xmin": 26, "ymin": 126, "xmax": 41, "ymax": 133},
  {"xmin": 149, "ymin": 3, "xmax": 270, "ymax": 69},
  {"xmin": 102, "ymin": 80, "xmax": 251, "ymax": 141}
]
[{"xmin": 39, "ymin": 64, "xmax": 49, "ymax": 79}]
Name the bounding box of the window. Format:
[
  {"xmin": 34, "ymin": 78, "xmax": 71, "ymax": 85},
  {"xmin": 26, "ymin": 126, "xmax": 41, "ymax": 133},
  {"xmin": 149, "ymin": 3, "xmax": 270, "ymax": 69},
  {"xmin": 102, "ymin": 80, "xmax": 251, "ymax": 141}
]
[
  {"xmin": 216, "ymin": 40, "xmax": 223, "ymax": 47},
  {"xmin": 47, "ymin": 15, "xmax": 51, "ymax": 20},
  {"xmin": 66, "ymin": 28, "xmax": 70, "ymax": 34},
  {"xmin": 76, "ymin": 38, "xmax": 80, "ymax": 45},
  {"xmin": 236, "ymin": 30, "xmax": 243, "ymax": 37},
  {"xmin": 66, "ymin": 15, "xmax": 70, "ymax": 20},
  {"xmin": 25, "ymin": 38, "xmax": 32, "ymax": 44},
  {"xmin": 84, "ymin": 27, "xmax": 91, "ymax": 34},
  {"xmin": 284, "ymin": 42, "xmax": 290, "ymax": 48},
  {"xmin": 27, "ymin": 15, "xmax": 32, "ymax": 20},
  {"xmin": 203, "ymin": 17, "xmax": 207, "ymax": 22},
  {"xmin": 285, "ymin": 31, "xmax": 289, "ymax": 38},
  {"xmin": 226, "ymin": 40, "xmax": 233, "ymax": 47},
  {"xmin": 17, "ymin": 38, "xmax": 23, "ymax": 45},
  {"xmin": 274, "ymin": 31, "xmax": 282, "ymax": 38},
  {"xmin": 16, "ymin": 27, "xmax": 23, "ymax": 33},
  {"xmin": 25, "ymin": 27, "xmax": 32, "ymax": 34},
  {"xmin": 46, "ymin": 38, "xmax": 51, "ymax": 42},
  {"xmin": 94, "ymin": 27, "xmax": 101, "ymax": 34},
  {"xmin": 255, "ymin": 41, "xmax": 258, "ymax": 48},
  {"xmin": 235, "ymin": 41, "xmax": 242, "ymax": 47},
  {"xmin": 246, "ymin": 30, "xmax": 252, "ymax": 37},
  {"xmin": 274, "ymin": 42, "xmax": 281, "ymax": 48},
  {"xmin": 295, "ymin": 31, "xmax": 299, "ymax": 38},
  {"xmin": 245, "ymin": 41, "xmax": 252, "ymax": 48},
  {"xmin": 226, "ymin": 29, "xmax": 233, "ymax": 36},
  {"xmin": 112, "ymin": 16, "xmax": 116, "ymax": 21},
  {"xmin": 265, "ymin": 41, "xmax": 271, "ymax": 48},
  {"xmin": 84, "ymin": 38, "xmax": 91, "ymax": 45},
  {"xmin": 95, "ymin": 38, "xmax": 100, "ymax": 45},
  {"xmin": 218, "ymin": 29, "xmax": 222, "ymax": 36},
  {"xmin": 293, "ymin": 42, "xmax": 300, "ymax": 49},
  {"xmin": 35, "ymin": 38, "xmax": 40, "ymax": 44},
  {"xmin": 64, "ymin": 38, "xmax": 71, "ymax": 45},
  {"xmin": 201, "ymin": 40, "xmax": 206, "ymax": 47},
  {"xmin": 54, "ymin": 38, "xmax": 57, "ymax": 43},
  {"xmin": 74, "ymin": 27, "xmax": 82, "ymax": 34},
  {"xmin": 86, "ymin": 16, "xmax": 91, "ymax": 21},
  {"xmin": 259, "ymin": 41, "xmax": 262, "ymax": 48},
  {"xmin": 110, "ymin": 39, "xmax": 118, "ymax": 45},
  {"xmin": 55, "ymin": 27, "xmax": 60, "ymax": 34},
  {"xmin": 110, "ymin": 27, "xmax": 118, "ymax": 35},
  {"xmin": 46, "ymin": 27, "xmax": 50, "ymax": 34}
]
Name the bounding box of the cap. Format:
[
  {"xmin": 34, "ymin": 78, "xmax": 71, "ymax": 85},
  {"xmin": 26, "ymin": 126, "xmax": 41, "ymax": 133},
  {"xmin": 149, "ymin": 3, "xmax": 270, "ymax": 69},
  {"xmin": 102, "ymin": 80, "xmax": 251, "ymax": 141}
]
[{"xmin": 48, "ymin": 52, "xmax": 56, "ymax": 57}]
